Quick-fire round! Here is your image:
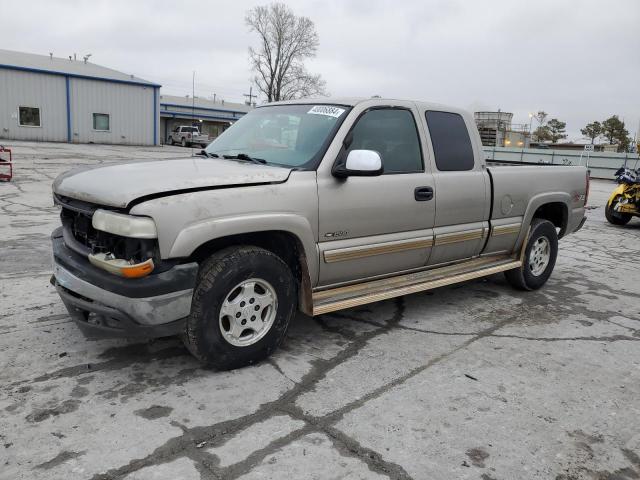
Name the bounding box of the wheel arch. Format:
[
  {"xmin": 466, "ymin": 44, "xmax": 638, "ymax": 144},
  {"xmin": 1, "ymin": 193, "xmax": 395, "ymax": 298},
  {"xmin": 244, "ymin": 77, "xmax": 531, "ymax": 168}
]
[
  {"xmin": 514, "ymin": 193, "xmax": 571, "ymax": 250},
  {"xmin": 175, "ymin": 220, "xmax": 317, "ymax": 316},
  {"xmin": 532, "ymin": 202, "xmax": 568, "ymax": 234}
]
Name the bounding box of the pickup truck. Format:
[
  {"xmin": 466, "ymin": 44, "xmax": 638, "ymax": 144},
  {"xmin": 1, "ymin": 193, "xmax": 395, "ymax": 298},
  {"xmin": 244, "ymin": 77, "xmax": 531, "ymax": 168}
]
[
  {"xmin": 167, "ymin": 126, "xmax": 209, "ymax": 148},
  {"xmin": 51, "ymin": 98, "xmax": 588, "ymax": 369}
]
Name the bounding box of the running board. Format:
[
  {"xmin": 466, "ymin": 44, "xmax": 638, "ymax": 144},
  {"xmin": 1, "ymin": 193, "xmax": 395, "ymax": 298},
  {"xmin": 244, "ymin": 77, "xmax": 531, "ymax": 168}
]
[{"xmin": 312, "ymin": 255, "xmax": 521, "ymax": 316}]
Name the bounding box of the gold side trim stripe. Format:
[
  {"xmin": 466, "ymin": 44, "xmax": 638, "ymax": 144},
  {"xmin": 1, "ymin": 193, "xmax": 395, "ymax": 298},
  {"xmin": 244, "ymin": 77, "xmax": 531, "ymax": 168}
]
[
  {"xmin": 314, "ymin": 254, "xmax": 506, "ymax": 300},
  {"xmin": 324, "ymin": 237, "xmax": 433, "ymax": 264},
  {"xmin": 433, "ymin": 229, "xmax": 484, "ymax": 246},
  {"xmin": 312, "ymin": 259, "xmax": 522, "ymax": 315},
  {"xmin": 491, "ymin": 223, "xmax": 522, "ymax": 236}
]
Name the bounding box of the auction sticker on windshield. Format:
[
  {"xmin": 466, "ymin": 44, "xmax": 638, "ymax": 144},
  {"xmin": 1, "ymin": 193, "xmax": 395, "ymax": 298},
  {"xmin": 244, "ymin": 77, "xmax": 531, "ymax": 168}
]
[{"xmin": 307, "ymin": 105, "xmax": 346, "ymax": 118}]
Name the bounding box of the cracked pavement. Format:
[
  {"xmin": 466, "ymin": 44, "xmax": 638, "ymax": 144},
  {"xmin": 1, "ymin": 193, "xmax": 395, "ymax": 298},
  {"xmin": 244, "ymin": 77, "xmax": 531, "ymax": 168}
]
[{"xmin": 1, "ymin": 141, "xmax": 640, "ymax": 480}]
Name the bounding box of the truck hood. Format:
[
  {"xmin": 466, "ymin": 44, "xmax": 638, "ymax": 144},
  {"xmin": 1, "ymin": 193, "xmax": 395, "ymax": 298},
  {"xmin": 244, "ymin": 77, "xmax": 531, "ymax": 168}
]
[{"xmin": 53, "ymin": 158, "xmax": 292, "ymax": 208}]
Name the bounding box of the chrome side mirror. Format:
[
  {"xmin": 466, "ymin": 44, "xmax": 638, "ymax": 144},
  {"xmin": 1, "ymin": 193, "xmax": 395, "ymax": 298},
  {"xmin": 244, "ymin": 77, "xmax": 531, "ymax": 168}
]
[{"xmin": 333, "ymin": 150, "xmax": 384, "ymax": 178}]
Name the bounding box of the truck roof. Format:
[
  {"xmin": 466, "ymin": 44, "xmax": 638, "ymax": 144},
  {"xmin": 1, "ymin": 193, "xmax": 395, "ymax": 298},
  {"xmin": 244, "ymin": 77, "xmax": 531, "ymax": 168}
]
[{"xmin": 264, "ymin": 97, "xmax": 467, "ymax": 115}]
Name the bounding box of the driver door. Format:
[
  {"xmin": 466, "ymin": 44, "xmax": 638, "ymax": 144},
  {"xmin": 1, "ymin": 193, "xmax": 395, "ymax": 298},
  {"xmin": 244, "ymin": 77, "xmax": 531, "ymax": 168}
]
[{"xmin": 316, "ymin": 104, "xmax": 436, "ymax": 287}]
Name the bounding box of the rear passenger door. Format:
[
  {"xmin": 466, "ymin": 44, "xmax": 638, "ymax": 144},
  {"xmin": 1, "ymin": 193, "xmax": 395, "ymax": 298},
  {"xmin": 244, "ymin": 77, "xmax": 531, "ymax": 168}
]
[{"xmin": 422, "ymin": 110, "xmax": 491, "ymax": 265}]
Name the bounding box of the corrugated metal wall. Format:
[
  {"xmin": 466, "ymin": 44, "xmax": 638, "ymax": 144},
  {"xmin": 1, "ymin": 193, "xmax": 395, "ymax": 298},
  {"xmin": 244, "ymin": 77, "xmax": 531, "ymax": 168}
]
[
  {"xmin": 69, "ymin": 78, "xmax": 155, "ymax": 145},
  {"xmin": 0, "ymin": 69, "xmax": 68, "ymax": 141},
  {"xmin": 0, "ymin": 68, "xmax": 159, "ymax": 145}
]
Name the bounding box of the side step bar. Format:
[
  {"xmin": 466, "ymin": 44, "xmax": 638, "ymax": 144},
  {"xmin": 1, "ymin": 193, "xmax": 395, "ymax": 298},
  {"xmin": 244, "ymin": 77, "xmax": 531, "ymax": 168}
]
[{"xmin": 312, "ymin": 254, "xmax": 521, "ymax": 316}]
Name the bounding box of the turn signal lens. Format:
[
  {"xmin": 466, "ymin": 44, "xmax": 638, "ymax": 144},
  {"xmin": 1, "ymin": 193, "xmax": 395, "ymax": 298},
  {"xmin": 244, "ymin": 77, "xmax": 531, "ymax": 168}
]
[
  {"xmin": 88, "ymin": 254, "xmax": 154, "ymax": 278},
  {"xmin": 121, "ymin": 260, "xmax": 155, "ymax": 278}
]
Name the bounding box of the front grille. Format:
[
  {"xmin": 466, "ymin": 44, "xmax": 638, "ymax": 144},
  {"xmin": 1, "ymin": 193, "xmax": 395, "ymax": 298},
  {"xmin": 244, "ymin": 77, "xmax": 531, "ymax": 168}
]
[
  {"xmin": 61, "ymin": 207, "xmax": 100, "ymax": 250},
  {"xmin": 55, "ymin": 194, "xmax": 158, "ymax": 263}
]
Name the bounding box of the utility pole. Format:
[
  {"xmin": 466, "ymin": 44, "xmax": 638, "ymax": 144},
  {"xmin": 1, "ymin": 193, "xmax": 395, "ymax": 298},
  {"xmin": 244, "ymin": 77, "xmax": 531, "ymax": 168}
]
[
  {"xmin": 192, "ymin": 71, "xmax": 196, "ymax": 155},
  {"xmin": 244, "ymin": 86, "xmax": 256, "ymax": 106}
]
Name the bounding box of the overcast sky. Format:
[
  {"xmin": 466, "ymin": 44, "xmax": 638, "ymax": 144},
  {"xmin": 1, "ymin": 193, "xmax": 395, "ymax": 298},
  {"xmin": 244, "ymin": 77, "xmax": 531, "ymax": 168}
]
[{"xmin": 3, "ymin": 0, "xmax": 639, "ymax": 140}]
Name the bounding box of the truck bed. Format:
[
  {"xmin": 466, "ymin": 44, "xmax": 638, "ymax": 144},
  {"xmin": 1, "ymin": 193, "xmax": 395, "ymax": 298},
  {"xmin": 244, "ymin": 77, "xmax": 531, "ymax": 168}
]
[{"xmin": 486, "ymin": 163, "xmax": 587, "ymax": 236}]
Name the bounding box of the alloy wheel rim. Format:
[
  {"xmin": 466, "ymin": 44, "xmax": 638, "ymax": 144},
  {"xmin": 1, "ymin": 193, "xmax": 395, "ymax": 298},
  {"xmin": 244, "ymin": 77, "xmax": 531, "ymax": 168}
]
[
  {"xmin": 218, "ymin": 278, "xmax": 278, "ymax": 347},
  {"xmin": 528, "ymin": 237, "xmax": 550, "ymax": 276}
]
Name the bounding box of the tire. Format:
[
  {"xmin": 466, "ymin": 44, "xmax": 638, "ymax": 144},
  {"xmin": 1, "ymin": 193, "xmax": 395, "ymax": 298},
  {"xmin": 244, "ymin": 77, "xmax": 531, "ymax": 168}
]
[
  {"xmin": 504, "ymin": 218, "xmax": 558, "ymax": 291},
  {"xmin": 605, "ymin": 196, "xmax": 632, "ymax": 225},
  {"xmin": 183, "ymin": 246, "xmax": 296, "ymax": 370},
  {"xmin": 168, "ymin": 137, "xmax": 174, "ymax": 146},
  {"xmin": 181, "ymin": 137, "xmax": 187, "ymax": 147}
]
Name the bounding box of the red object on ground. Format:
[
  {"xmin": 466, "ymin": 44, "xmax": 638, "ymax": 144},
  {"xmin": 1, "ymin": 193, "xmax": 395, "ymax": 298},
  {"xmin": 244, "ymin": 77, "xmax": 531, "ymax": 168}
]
[{"xmin": 0, "ymin": 146, "xmax": 12, "ymax": 181}]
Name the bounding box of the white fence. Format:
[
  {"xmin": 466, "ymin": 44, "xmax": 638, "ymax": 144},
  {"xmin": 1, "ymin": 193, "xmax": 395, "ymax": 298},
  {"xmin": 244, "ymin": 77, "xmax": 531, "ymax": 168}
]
[{"xmin": 483, "ymin": 147, "xmax": 640, "ymax": 179}]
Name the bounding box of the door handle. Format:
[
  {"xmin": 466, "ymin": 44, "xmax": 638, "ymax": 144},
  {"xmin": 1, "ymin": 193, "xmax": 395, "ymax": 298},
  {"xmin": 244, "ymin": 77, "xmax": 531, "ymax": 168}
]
[{"xmin": 414, "ymin": 186, "xmax": 434, "ymax": 201}]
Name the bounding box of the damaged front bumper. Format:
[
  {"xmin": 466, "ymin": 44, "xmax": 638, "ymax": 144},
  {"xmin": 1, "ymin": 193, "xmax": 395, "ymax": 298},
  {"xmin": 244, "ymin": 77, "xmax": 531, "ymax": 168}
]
[{"xmin": 51, "ymin": 227, "xmax": 198, "ymax": 339}]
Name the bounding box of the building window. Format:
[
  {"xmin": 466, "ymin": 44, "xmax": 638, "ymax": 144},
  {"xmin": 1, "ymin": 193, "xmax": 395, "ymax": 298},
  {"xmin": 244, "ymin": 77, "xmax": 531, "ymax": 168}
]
[
  {"xmin": 18, "ymin": 107, "xmax": 41, "ymax": 127},
  {"xmin": 93, "ymin": 113, "xmax": 110, "ymax": 131}
]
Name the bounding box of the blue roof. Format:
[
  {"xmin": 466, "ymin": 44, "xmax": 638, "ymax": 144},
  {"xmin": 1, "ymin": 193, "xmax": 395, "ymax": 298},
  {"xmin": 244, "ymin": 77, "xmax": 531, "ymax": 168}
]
[{"xmin": 0, "ymin": 49, "xmax": 160, "ymax": 87}]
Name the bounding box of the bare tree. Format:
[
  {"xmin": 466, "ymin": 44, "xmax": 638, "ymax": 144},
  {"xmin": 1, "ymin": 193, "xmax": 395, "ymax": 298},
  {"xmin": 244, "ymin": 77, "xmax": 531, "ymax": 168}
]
[
  {"xmin": 246, "ymin": 3, "xmax": 327, "ymax": 102},
  {"xmin": 533, "ymin": 111, "xmax": 548, "ymax": 128}
]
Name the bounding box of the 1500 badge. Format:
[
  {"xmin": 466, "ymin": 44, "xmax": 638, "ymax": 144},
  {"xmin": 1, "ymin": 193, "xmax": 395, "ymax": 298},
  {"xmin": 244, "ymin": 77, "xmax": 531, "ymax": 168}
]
[{"xmin": 324, "ymin": 231, "xmax": 348, "ymax": 238}]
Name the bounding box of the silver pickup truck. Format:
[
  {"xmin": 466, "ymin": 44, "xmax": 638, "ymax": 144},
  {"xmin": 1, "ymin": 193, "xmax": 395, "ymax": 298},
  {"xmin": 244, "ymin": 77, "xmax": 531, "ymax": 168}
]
[
  {"xmin": 167, "ymin": 125, "xmax": 209, "ymax": 148},
  {"xmin": 51, "ymin": 98, "xmax": 588, "ymax": 369}
]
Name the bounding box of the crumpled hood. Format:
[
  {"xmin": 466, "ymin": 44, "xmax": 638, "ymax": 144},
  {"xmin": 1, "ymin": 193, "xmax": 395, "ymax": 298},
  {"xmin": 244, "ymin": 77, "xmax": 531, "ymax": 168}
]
[{"xmin": 53, "ymin": 157, "xmax": 292, "ymax": 208}]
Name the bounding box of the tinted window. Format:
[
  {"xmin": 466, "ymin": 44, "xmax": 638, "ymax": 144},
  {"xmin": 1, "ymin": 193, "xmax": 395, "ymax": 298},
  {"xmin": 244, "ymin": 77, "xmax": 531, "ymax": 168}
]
[
  {"xmin": 18, "ymin": 106, "xmax": 40, "ymax": 127},
  {"xmin": 425, "ymin": 111, "xmax": 474, "ymax": 171},
  {"xmin": 348, "ymin": 108, "xmax": 422, "ymax": 173}
]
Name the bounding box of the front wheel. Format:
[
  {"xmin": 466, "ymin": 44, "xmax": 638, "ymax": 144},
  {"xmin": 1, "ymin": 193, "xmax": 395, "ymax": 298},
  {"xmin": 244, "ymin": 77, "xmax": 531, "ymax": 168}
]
[
  {"xmin": 505, "ymin": 218, "xmax": 558, "ymax": 291},
  {"xmin": 605, "ymin": 196, "xmax": 632, "ymax": 225},
  {"xmin": 181, "ymin": 137, "xmax": 187, "ymax": 147},
  {"xmin": 183, "ymin": 246, "xmax": 296, "ymax": 370}
]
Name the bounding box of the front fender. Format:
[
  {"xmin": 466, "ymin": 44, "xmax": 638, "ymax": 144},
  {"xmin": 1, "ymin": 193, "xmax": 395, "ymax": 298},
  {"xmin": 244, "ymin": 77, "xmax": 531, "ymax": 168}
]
[
  {"xmin": 168, "ymin": 213, "xmax": 319, "ymax": 284},
  {"xmin": 607, "ymin": 184, "xmax": 626, "ymax": 207}
]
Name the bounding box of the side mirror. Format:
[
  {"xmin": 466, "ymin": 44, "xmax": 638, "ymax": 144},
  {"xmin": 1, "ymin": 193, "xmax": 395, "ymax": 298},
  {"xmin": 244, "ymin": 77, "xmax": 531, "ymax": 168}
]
[{"xmin": 332, "ymin": 150, "xmax": 384, "ymax": 178}]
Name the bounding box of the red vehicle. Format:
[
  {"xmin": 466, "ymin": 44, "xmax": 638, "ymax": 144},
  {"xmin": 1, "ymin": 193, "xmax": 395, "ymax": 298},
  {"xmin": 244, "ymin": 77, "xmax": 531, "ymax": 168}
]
[{"xmin": 0, "ymin": 146, "xmax": 12, "ymax": 181}]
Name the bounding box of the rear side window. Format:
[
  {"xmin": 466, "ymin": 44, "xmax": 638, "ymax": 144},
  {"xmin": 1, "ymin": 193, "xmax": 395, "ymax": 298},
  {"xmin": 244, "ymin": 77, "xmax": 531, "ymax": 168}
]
[
  {"xmin": 348, "ymin": 108, "xmax": 423, "ymax": 173},
  {"xmin": 425, "ymin": 111, "xmax": 474, "ymax": 171}
]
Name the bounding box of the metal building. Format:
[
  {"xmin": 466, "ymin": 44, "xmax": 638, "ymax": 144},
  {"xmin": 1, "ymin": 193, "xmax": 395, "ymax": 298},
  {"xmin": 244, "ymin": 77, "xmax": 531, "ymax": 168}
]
[
  {"xmin": 0, "ymin": 49, "xmax": 160, "ymax": 145},
  {"xmin": 160, "ymin": 95, "xmax": 251, "ymax": 144},
  {"xmin": 474, "ymin": 111, "xmax": 531, "ymax": 148}
]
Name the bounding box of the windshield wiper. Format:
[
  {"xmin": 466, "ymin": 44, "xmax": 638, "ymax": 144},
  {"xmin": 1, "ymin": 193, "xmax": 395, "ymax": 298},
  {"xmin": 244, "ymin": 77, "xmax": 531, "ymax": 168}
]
[
  {"xmin": 222, "ymin": 153, "xmax": 267, "ymax": 165},
  {"xmin": 198, "ymin": 151, "xmax": 220, "ymax": 158}
]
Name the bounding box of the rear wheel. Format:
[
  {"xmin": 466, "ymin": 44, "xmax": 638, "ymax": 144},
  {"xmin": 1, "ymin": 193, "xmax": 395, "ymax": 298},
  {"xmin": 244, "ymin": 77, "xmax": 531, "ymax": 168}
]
[
  {"xmin": 181, "ymin": 137, "xmax": 187, "ymax": 147},
  {"xmin": 183, "ymin": 246, "xmax": 296, "ymax": 370},
  {"xmin": 505, "ymin": 218, "xmax": 558, "ymax": 291},
  {"xmin": 605, "ymin": 196, "xmax": 632, "ymax": 225}
]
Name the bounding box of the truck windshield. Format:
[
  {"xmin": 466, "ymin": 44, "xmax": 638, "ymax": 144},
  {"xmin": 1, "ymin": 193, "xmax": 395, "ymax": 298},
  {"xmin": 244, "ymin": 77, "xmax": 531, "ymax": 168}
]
[{"xmin": 205, "ymin": 104, "xmax": 350, "ymax": 168}]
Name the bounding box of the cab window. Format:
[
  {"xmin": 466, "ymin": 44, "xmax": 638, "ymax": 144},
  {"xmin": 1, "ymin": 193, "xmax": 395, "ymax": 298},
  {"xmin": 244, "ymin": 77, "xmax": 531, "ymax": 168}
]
[
  {"xmin": 347, "ymin": 108, "xmax": 423, "ymax": 173},
  {"xmin": 425, "ymin": 111, "xmax": 474, "ymax": 171}
]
